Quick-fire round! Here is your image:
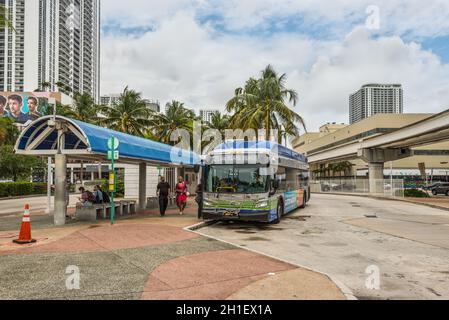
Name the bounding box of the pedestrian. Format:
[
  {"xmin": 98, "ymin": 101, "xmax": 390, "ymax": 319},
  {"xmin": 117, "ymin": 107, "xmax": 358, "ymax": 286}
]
[
  {"xmin": 157, "ymin": 176, "xmax": 171, "ymax": 217},
  {"xmin": 195, "ymin": 180, "xmax": 203, "ymax": 219},
  {"xmin": 93, "ymin": 185, "xmax": 103, "ymax": 204},
  {"xmin": 175, "ymin": 176, "xmax": 188, "ymax": 215},
  {"xmin": 78, "ymin": 187, "xmax": 94, "ymax": 207},
  {"xmin": 98, "ymin": 185, "xmax": 111, "ymax": 204}
]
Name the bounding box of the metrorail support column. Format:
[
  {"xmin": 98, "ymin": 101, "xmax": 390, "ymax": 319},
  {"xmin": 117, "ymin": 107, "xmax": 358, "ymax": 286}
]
[
  {"xmin": 138, "ymin": 163, "xmax": 147, "ymax": 211},
  {"xmin": 368, "ymin": 162, "xmax": 385, "ymax": 195},
  {"xmin": 54, "ymin": 154, "xmax": 67, "ymax": 226}
]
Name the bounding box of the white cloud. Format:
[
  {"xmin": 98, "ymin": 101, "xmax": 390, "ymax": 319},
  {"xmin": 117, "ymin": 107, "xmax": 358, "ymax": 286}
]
[
  {"xmin": 292, "ymin": 27, "xmax": 449, "ymax": 129},
  {"xmin": 101, "ymin": 3, "xmax": 449, "ymax": 132},
  {"xmin": 102, "ymin": 0, "xmax": 449, "ymax": 38}
]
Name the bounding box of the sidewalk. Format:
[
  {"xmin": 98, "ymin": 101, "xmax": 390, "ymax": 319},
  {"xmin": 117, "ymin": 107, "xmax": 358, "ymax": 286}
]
[{"xmin": 0, "ymin": 201, "xmax": 344, "ymax": 300}]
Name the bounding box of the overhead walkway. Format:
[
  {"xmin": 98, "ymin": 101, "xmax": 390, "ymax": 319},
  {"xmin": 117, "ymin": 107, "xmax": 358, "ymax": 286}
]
[
  {"xmin": 15, "ymin": 116, "xmax": 200, "ymax": 225},
  {"xmin": 307, "ymin": 108, "xmax": 449, "ymax": 193}
]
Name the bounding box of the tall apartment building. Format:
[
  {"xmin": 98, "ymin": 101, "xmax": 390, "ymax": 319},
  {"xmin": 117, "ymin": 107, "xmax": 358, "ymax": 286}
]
[
  {"xmin": 0, "ymin": 0, "xmax": 100, "ymax": 101},
  {"xmin": 101, "ymin": 94, "xmax": 161, "ymax": 112},
  {"xmin": 199, "ymin": 109, "xmax": 219, "ymax": 123},
  {"xmin": 349, "ymin": 84, "xmax": 403, "ymax": 124}
]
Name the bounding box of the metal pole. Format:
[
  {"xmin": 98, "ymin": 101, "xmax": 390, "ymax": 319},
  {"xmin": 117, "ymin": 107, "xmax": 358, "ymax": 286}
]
[
  {"xmin": 110, "ymin": 155, "xmax": 115, "ymax": 225},
  {"xmin": 45, "ymin": 157, "xmax": 52, "ymax": 214},
  {"xmin": 390, "ymin": 161, "xmax": 393, "ymax": 197}
]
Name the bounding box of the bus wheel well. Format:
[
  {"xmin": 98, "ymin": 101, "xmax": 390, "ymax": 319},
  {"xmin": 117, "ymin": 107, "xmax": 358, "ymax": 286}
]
[{"xmin": 278, "ymin": 197, "xmax": 284, "ymax": 209}]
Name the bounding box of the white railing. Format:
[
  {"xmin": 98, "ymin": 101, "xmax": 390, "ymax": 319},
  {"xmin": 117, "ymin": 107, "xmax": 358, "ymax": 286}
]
[{"xmin": 310, "ymin": 178, "xmax": 404, "ymax": 198}]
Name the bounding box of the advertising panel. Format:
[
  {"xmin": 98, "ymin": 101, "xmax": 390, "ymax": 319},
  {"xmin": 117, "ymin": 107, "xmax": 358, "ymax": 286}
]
[{"xmin": 0, "ymin": 92, "xmax": 63, "ymax": 124}]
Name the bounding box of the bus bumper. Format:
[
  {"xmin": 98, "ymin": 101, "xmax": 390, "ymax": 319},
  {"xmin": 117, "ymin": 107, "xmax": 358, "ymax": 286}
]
[{"xmin": 202, "ymin": 209, "xmax": 272, "ymax": 223}]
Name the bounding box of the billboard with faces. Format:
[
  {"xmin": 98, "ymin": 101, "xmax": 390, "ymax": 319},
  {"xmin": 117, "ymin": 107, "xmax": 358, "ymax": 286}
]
[{"xmin": 0, "ymin": 92, "xmax": 61, "ymax": 124}]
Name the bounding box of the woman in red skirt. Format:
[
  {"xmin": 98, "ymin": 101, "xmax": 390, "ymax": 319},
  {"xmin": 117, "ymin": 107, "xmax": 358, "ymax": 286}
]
[{"xmin": 175, "ymin": 176, "xmax": 188, "ymax": 215}]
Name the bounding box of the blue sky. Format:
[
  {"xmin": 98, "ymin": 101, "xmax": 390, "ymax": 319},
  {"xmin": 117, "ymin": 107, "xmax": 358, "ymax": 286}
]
[{"xmin": 100, "ymin": 0, "xmax": 449, "ymax": 131}]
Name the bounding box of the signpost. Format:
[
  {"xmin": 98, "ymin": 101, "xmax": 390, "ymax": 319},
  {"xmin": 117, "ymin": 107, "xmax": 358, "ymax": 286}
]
[{"xmin": 107, "ymin": 137, "xmax": 119, "ymax": 225}]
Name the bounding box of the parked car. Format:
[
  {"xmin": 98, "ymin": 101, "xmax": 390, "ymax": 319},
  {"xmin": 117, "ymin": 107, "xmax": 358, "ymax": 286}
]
[
  {"xmin": 422, "ymin": 182, "xmax": 444, "ymax": 191},
  {"xmin": 429, "ymin": 182, "xmax": 449, "ymax": 196},
  {"xmin": 321, "ymin": 182, "xmax": 339, "ymax": 192}
]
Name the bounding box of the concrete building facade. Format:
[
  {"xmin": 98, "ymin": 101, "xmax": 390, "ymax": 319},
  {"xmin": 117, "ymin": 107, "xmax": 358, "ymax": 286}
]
[
  {"xmin": 0, "ymin": 0, "xmax": 100, "ymax": 101},
  {"xmin": 293, "ymin": 113, "xmax": 449, "ymax": 182},
  {"xmin": 350, "ymin": 84, "xmax": 403, "ymax": 124},
  {"xmin": 101, "ymin": 94, "xmax": 161, "ymax": 113}
]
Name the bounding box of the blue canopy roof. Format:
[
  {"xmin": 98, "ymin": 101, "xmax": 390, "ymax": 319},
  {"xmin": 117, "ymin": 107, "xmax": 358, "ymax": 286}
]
[
  {"xmin": 15, "ymin": 116, "xmax": 199, "ymax": 166},
  {"xmin": 214, "ymin": 140, "xmax": 308, "ymax": 163}
]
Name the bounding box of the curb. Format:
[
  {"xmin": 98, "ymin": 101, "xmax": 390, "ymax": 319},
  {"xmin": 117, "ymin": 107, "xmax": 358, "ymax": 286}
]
[
  {"xmin": 313, "ymin": 192, "xmax": 449, "ymax": 212},
  {"xmin": 184, "ymin": 221, "xmax": 358, "ymax": 301},
  {"xmin": 185, "ymin": 220, "xmax": 217, "ymax": 231}
]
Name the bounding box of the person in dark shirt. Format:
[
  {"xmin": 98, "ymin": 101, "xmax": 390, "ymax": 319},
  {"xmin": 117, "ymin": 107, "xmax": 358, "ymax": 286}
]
[
  {"xmin": 156, "ymin": 176, "xmax": 171, "ymax": 217},
  {"xmin": 195, "ymin": 180, "xmax": 203, "ymax": 219}
]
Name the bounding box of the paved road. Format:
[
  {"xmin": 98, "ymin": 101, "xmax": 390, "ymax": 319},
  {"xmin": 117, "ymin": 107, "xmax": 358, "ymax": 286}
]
[{"xmin": 198, "ymin": 194, "xmax": 449, "ymax": 300}]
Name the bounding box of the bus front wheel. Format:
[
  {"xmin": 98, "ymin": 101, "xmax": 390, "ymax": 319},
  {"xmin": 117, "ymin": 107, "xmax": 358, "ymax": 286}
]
[{"xmin": 273, "ymin": 201, "xmax": 283, "ymax": 224}]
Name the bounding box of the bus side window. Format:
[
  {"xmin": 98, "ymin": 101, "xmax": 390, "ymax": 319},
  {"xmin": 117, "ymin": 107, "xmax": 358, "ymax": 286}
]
[{"xmin": 298, "ymin": 171, "xmax": 310, "ymax": 188}]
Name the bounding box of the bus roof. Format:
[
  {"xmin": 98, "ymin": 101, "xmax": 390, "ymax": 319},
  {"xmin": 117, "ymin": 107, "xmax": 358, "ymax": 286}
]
[{"xmin": 213, "ymin": 141, "xmax": 308, "ymax": 164}]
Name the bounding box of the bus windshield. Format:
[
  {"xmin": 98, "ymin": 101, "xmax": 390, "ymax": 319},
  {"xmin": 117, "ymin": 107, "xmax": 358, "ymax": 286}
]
[{"xmin": 205, "ymin": 165, "xmax": 269, "ymax": 194}]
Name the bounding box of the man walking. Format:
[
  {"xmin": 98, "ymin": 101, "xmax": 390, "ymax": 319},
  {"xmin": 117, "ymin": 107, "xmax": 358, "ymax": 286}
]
[{"xmin": 157, "ymin": 176, "xmax": 171, "ymax": 217}]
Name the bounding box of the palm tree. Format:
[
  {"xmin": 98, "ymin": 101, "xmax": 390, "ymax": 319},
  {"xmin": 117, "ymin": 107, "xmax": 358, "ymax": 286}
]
[
  {"xmin": 40, "ymin": 101, "xmax": 77, "ymax": 118},
  {"xmin": 226, "ymin": 65, "xmax": 306, "ymax": 142},
  {"xmin": 40, "ymin": 82, "xmax": 52, "ymax": 92},
  {"xmin": 70, "ymin": 93, "xmax": 98, "ymax": 123},
  {"xmin": 149, "ymin": 100, "xmax": 197, "ymax": 145},
  {"xmin": 0, "ymin": 4, "xmax": 14, "ymax": 30},
  {"xmin": 202, "ymin": 111, "xmax": 230, "ymax": 152},
  {"xmin": 97, "ymin": 86, "xmax": 152, "ymax": 136},
  {"xmin": 205, "ymin": 111, "xmax": 230, "ymax": 134},
  {"xmin": 0, "ymin": 117, "xmax": 19, "ymax": 146}
]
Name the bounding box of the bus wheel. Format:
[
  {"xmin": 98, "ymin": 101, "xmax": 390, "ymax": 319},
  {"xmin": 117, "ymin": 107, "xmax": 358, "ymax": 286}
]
[
  {"xmin": 300, "ymin": 192, "xmax": 307, "ymax": 209},
  {"xmin": 273, "ymin": 201, "xmax": 283, "ymax": 224}
]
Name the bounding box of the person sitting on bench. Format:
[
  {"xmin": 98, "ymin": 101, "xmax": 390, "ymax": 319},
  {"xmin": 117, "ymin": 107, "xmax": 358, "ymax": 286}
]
[{"xmin": 78, "ymin": 187, "xmax": 95, "ymax": 207}]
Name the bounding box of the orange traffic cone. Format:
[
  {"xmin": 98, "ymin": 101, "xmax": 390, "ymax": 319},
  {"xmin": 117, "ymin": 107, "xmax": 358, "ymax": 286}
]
[{"xmin": 13, "ymin": 204, "xmax": 36, "ymax": 245}]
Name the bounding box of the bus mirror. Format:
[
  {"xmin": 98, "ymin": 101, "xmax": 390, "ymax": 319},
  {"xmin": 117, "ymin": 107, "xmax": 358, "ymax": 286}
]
[
  {"xmin": 194, "ymin": 165, "xmax": 201, "ymax": 174},
  {"xmin": 272, "ymin": 180, "xmax": 279, "ymax": 190}
]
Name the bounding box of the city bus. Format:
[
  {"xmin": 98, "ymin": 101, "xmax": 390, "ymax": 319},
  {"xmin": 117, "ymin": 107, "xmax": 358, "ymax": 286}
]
[{"xmin": 201, "ymin": 141, "xmax": 310, "ymax": 224}]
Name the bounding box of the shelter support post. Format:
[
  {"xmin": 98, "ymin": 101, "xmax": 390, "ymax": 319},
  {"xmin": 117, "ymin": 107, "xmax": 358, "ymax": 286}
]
[
  {"xmin": 54, "ymin": 154, "xmax": 67, "ymax": 226},
  {"xmin": 139, "ymin": 163, "xmax": 147, "ymax": 211}
]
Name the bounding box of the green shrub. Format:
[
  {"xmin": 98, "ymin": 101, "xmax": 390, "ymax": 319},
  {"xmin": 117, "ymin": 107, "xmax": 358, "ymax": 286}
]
[
  {"xmin": 0, "ymin": 182, "xmax": 48, "ymax": 198},
  {"xmin": 404, "ymin": 189, "xmax": 430, "ymax": 198}
]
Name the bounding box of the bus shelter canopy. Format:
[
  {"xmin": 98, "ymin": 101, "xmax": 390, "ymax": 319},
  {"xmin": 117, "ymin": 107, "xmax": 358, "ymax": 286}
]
[{"xmin": 14, "ymin": 116, "xmax": 199, "ymax": 166}]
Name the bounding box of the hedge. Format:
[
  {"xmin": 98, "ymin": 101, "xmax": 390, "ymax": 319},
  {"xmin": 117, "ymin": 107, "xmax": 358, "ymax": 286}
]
[
  {"xmin": 404, "ymin": 189, "xmax": 430, "ymax": 198},
  {"xmin": 0, "ymin": 182, "xmax": 47, "ymax": 198}
]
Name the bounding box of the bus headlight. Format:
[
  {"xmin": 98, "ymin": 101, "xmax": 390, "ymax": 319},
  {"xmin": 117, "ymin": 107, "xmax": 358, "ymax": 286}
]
[
  {"xmin": 203, "ymin": 200, "xmax": 214, "ymax": 207},
  {"xmin": 255, "ymin": 200, "xmax": 269, "ymax": 209}
]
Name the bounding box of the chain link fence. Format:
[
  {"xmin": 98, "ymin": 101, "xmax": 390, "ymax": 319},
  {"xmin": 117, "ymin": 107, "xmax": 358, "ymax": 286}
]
[{"xmin": 310, "ymin": 178, "xmax": 405, "ymax": 198}]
